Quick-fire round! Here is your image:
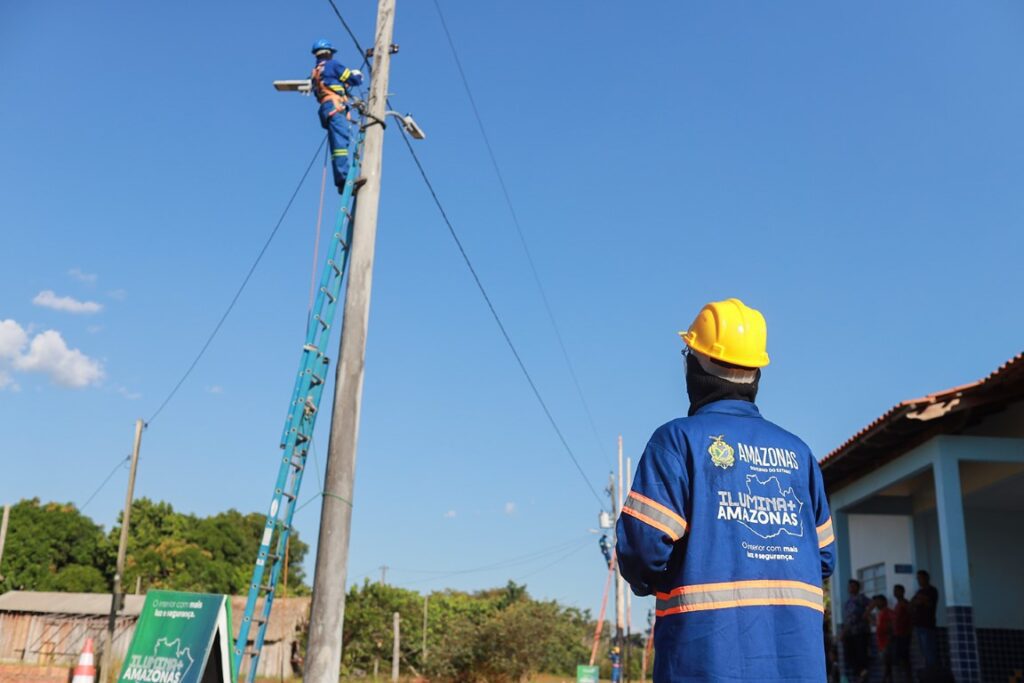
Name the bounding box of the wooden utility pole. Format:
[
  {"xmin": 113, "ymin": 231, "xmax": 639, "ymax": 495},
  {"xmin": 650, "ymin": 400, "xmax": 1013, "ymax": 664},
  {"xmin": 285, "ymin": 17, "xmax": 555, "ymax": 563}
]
[
  {"xmin": 0, "ymin": 504, "xmax": 10, "ymax": 580},
  {"xmin": 615, "ymin": 436, "xmax": 625, "ymax": 649},
  {"xmin": 391, "ymin": 612, "xmax": 400, "ymax": 683},
  {"xmin": 102, "ymin": 419, "xmax": 144, "ymax": 682},
  {"xmin": 304, "ymin": 0, "xmax": 397, "ymax": 679},
  {"xmin": 422, "ymin": 595, "xmax": 428, "ymax": 664},
  {"xmin": 379, "ymin": 565, "xmax": 389, "ymax": 585}
]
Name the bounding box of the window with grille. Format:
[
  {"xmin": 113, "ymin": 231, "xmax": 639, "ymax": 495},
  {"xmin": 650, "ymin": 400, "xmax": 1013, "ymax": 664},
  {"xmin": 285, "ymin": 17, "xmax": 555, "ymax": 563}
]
[{"xmin": 858, "ymin": 562, "xmax": 887, "ymax": 598}]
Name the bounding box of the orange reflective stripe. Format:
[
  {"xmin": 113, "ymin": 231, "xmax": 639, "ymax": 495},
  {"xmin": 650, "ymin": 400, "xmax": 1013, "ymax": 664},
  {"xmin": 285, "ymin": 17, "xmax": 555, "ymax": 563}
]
[
  {"xmin": 655, "ymin": 579, "xmax": 824, "ymax": 616},
  {"xmin": 656, "ymin": 597, "xmax": 824, "ymax": 617},
  {"xmin": 627, "ymin": 491, "xmax": 687, "ymax": 528},
  {"xmin": 656, "ymin": 579, "xmax": 823, "ymax": 599},
  {"xmin": 817, "ymin": 517, "xmax": 834, "ymax": 548},
  {"xmin": 621, "ymin": 506, "xmax": 680, "ymax": 540}
]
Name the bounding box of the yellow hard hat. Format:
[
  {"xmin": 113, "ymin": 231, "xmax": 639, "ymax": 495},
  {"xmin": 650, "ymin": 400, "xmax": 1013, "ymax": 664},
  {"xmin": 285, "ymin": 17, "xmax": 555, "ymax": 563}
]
[{"xmin": 679, "ymin": 298, "xmax": 769, "ymax": 368}]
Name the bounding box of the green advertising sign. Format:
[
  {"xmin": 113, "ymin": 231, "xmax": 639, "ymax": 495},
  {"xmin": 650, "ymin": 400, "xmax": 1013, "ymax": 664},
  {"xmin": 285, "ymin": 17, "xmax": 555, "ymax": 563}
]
[
  {"xmin": 118, "ymin": 590, "xmax": 234, "ymax": 683},
  {"xmin": 577, "ymin": 664, "xmax": 600, "ymax": 683}
]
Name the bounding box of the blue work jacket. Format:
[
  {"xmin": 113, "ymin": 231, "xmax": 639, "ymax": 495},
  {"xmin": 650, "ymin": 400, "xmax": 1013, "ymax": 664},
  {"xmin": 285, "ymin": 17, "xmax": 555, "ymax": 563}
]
[{"xmin": 617, "ymin": 400, "xmax": 835, "ymax": 682}]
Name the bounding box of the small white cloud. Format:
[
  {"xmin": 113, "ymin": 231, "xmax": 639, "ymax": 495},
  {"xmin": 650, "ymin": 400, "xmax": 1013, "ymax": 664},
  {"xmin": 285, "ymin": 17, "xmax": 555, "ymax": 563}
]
[
  {"xmin": 33, "ymin": 290, "xmax": 103, "ymax": 314},
  {"xmin": 86, "ymin": 325, "xmax": 103, "ymax": 334},
  {"xmin": 0, "ymin": 371, "xmax": 20, "ymax": 392},
  {"xmin": 68, "ymin": 268, "xmax": 98, "ymax": 284},
  {"xmin": 504, "ymin": 502, "xmax": 517, "ymax": 515},
  {"xmin": 207, "ymin": 385, "xmax": 224, "ymax": 394},
  {"xmin": 443, "ymin": 510, "xmax": 457, "ymax": 519},
  {"xmin": 107, "ymin": 289, "xmax": 127, "ymax": 301},
  {"xmin": 13, "ymin": 328, "xmax": 104, "ymax": 387},
  {"xmin": 117, "ymin": 386, "xmax": 142, "ymax": 400}
]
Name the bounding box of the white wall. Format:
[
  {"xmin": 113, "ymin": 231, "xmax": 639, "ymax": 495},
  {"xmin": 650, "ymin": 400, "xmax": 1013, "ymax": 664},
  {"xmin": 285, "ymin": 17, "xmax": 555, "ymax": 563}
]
[{"xmin": 848, "ymin": 514, "xmax": 915, "ymax": 605}]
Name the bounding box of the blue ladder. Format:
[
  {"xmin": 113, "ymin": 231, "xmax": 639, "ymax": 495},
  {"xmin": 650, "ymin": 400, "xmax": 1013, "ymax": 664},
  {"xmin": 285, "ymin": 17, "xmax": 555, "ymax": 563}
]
[{"xmin": 233, "ymin": 130, "xmax": 364, "ymax": 681}]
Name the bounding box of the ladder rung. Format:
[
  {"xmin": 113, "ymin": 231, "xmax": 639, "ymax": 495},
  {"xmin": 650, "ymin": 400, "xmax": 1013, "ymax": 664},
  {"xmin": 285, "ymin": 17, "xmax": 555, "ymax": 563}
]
[
  {"xmin": 296, "ymin": 432, "xmax": 310, "ymax": 444},
  {"xmin": 281, "ymin": 491, "xmax": 296, "ymax": 502},
  {"xmin": 310, "ymin": 373, "xmax": 324, "ymax": 386},
  {"xmin": 289, "ymin": 459, "xmax": 304, "ymax": 471},
  {"xmin": 304, "ymin": 398, "xmax": 318, "ymax": 414},
  {"xmin": 244, "ymin": 648, "xmax": 260, "ymax": 657},
  {"xmin": 329, "ymin": 259, "xmax": 341, "ymax": 275},
  {"xmin": 322, "ymin": 287, "xmax": 336, "ymax": 304},
  {"xmin": 259, "ymin": 584, "xmax": 275, "ymax": 593},
  {"xmin": 303, "ymin": 343, "xmax": 319, "ymax": 353},
  {"xmin": 317, "ymin": 316, "xmax": 329, "ymax": 330}
]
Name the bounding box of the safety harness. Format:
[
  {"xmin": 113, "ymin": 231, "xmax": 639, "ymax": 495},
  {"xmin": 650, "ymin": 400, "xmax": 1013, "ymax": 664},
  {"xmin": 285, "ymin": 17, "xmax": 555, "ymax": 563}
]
[{"xmin": 312, "ymin": 60, "xmax": 354, "ymax": 121}]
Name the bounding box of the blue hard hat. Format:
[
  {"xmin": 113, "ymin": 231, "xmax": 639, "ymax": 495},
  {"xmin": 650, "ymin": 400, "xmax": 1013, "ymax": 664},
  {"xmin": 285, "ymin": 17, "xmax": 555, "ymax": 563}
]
[{"xmin": 311, "ymin": 39, "xmax": 336, "ymax": 55}]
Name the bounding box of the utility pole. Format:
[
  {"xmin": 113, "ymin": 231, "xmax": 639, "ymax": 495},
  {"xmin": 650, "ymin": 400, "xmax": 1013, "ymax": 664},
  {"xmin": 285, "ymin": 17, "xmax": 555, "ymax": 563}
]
[
  {"xmin": 421, "ymin": 595, "xmax": 428, "ymax": 665},
  {"xmin": 102, "ymin": 419, "xmax": 144, "ymax": 683},
  {"xmin": 379, "ymin": 565, "xmax": 389, "ymax": 585},
  {"xmin": 0, "ymin": 504, "xmax": 10, "ymax": 580},
  {"xmin": 391, "ymin": 612, "xmax": 400, "ymax": 683},
  {"xmin": 304, "ymin": 0, "xmax": 397, "ymax": 680},
  {"xmin": 615, "ymin": 436, "xmax": 625, "ymax": 649},
  {"xmin": 625, "ymin": 455, "xmax": 633, "ymax": 683}
]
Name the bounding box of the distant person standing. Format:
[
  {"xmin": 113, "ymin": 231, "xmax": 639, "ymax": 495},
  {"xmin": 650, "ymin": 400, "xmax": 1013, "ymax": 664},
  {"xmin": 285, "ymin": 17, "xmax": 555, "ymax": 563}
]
[
  {"xmin": 911, "ymin": 570, "xmax": 941, "ymax": 667},
  {"xmin": 842, "ymin": 579, "xmax": 871, "ymax": 682},
  {"xmin": 891, "ymin": 584, "xmax": 912, "ymax": 682},
  {"xmin": 609, "ymin": 646, "xmax": 622, "ymax": 683},
  {"xmin": 873, "ymin": 595, "xmax": 895, "ymax": 682}
]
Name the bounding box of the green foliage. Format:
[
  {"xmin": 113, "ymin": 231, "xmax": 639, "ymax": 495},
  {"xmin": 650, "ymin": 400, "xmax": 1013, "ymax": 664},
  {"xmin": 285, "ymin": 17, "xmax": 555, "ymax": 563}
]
[
  {"xmin": 0, "ymin": 498, "xmax": 112, "ymax": 592},
  {"xmin": 337, "ymin": 580, "xmax": 591, "ymax": 682},
  {"xmin": 115, "ymin": 499, "xmax": 309, "ymax": 596},
  {"xmin": 0, "ymin": 498, "xmax": 308, "ymax": 596}
]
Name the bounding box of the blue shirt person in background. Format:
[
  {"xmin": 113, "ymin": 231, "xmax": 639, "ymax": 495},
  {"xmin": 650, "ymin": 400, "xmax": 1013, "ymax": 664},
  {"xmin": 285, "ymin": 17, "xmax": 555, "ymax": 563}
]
[
  {"xmin": 617, "ymin": 298, "xmax": 835, "ymax": 682},
  {"xmin": 309, "ymin": 39, "xmax": 364, "ymax": 194}
]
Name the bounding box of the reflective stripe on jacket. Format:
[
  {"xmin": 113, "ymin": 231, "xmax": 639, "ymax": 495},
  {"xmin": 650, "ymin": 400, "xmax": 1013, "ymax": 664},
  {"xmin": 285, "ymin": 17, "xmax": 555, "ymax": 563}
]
[{"xmin": 616, "ymin": 399, "xmax": 835, "ymax": 682}]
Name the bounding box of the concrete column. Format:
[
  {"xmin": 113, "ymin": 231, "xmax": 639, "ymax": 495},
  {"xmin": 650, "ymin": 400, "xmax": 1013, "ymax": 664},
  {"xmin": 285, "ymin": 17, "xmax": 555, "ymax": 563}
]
[
  {"xmin": 932, "ymin": 455, "xmax": 980, "ymax": 682},
  {"xmin": 830, "ymin": 510, "xmax": 851, "ymax": 633}
]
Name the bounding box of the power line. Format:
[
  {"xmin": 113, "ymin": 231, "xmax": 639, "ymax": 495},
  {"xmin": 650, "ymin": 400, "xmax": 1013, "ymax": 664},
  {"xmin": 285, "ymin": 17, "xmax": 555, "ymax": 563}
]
[
  {"xmin": 397, "ymin": 129, "xmax": 605, "ymax": 506},
  {"xmin": 78, "ymin": 455, "xmax": 130, "ymax": 513},
  {"xmin": 430, "ymin": 0, "xmax": 612, "ymax": 470},
  {"xmin": 324, "ymin": 2, "xmax": 605, "ymax": 505},
  {"xmin": 146, "ymin": 138, "xmax": 327, "ymax": 424}
]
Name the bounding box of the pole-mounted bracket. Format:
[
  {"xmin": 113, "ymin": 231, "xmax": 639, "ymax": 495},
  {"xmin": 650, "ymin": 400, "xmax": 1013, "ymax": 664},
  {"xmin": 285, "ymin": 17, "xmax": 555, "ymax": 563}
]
[{"xmin": 366, "ymin": 43, "xmax": 401, "ymax": 58}]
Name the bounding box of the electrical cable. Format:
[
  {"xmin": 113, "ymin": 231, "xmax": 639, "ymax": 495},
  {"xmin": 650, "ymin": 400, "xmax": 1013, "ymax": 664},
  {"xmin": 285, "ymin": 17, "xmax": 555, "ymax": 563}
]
[
  {"xmin": 430, "ymin": 0, "xmax": 612, "ymax": 470},
  {"xmin": 324, "ymin": 0, "xmax": 606, "ymax": 506},
  {"xmin": 78, "ymin": 455, "xmax": 130, "ymax": 512},
  {"xmin": 396, "ymin": 129, "xmax": 606, "ymax": 506},
  {"xmin": 146, "ymin": 138, "xmax": 327, "ymax": 425},
  {"xmin": 515, "ymin": 540, "xmax": 591, "ymax": 582}
]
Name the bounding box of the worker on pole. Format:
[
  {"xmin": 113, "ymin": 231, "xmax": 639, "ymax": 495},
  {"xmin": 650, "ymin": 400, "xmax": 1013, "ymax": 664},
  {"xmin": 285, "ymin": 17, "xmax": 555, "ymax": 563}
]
[
  {"xmin": 310, "ymin": 39, "xmax": 364, "ymax": 194},
  {"xmin": 616, "ymin": 298, "xmax": 835, "ymax": 682}
]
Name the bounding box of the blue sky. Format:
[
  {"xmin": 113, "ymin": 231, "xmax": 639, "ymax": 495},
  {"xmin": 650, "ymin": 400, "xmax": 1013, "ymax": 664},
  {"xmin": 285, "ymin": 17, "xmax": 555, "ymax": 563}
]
[{"xmin": 2, "ymin": 0, "xmax": 1022, "ymax": 625}]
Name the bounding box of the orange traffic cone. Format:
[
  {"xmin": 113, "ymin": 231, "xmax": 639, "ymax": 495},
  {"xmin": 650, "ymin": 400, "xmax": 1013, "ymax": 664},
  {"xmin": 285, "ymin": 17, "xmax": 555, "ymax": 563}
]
[{"xmin": 72, "ymin": 637, "xmax": 96, "ymax": 683}]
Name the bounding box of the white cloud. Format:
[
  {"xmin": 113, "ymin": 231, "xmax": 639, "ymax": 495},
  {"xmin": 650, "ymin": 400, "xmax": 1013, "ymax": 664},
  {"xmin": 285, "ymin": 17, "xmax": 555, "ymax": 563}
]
[
  {"xmin": 504, "ymin": 502, "xmax": 517, "ymax": 515},
  {"xmin": 33, "ymin": 290, "xmax": 103, "ymax": 314},
  {"xmin": 443, "ymin": 510, "xmax": 457, "ymax": 519},
  {"xmin": 68, "ymin": 268, "xmax": 98, "ymax": 284},
  {"xmin": 0, "ymin": 319, "xmax": 28, "ymax": 359},
  {"xmin": 118, "ymin": 386, "xmax": 142, "ymax": 400},
  {"xmin": 87, "ymin": 325, "xmax": 103, "ymax": 334},
  {"xmin": 3, "ymin": 323, "xmax": 104, "ymax": 388},
  {"xmin": 0, "ymin": 371, "xmax": 20, "ymax": 392}
]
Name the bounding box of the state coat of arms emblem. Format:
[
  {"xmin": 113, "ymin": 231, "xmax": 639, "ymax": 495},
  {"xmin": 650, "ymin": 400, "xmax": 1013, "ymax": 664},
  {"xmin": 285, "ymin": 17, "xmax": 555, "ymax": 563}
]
[{"xmin": 708, "ymin": 435, "xmax": 735, "ymax": 469}]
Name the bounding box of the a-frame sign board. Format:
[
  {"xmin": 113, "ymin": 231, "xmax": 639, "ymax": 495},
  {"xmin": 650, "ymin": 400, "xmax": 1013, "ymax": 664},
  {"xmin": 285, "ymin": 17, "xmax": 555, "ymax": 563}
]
[{"xmin": 117, "ymin": 590, "xmax": 235, "ymax": 683}]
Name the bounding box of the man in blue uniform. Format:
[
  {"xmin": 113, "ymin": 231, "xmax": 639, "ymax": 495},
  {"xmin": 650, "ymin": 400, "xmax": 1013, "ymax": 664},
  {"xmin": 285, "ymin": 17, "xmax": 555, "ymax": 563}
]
[
  {"xmin": 617, "ymin": 298, "xmax": 835, "ymax": 682},
  {"xmin": 310, "ymin": 39, "xmax": 364, "ymax": 194}
]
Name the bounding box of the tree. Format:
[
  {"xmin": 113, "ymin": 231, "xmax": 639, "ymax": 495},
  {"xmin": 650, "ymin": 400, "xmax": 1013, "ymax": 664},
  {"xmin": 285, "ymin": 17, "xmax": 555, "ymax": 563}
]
[{"xmin": 0, "ymin": 499, "xmax": 112, "ymax": 593}]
